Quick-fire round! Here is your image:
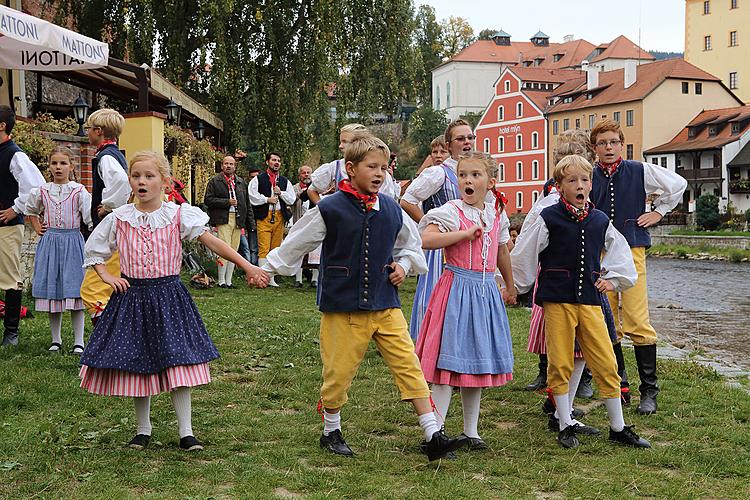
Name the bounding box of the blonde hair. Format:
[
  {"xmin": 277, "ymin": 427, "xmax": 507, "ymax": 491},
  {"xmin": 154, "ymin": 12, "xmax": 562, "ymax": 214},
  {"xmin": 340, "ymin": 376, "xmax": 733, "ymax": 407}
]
[
  {"xmin": 86, "ymin": 109, "xmax": 125, "ymax": 139},
  {"xmin": 430, "ymin": 135, "xmax": 447, "ymax": 150},
  {"xmin": 456, "ymin": 152, "xmax": 498, "ymax": 179},
  {"xmin": 553, "ymin": 130, "xmax": 594, "ymax": 164},
  {"xmin": 344, "ymin": 134, "xmax": 390, "ymax": 165},
  {"xmin": 553, "ymin": 154, "xmax": 594, "ymax": 183},
  {"xmin": 340, "ymin": 123, "xmax": 367, "ymax": 134},
  {"xmin": 49, "ymin": 146, "xmax": 77, "ymax": 181},
  {"xmin": 129, "ymin": 150, "xmax": 171, "ymax": 179},
  {"xmin": 444, "ymin": 118, "xmax": 471, "ymax": 143}
]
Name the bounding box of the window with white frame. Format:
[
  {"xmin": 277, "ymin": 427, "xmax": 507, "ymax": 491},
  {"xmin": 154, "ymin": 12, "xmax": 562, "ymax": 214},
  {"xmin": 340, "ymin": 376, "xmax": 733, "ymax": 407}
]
[
  {"xmin": 516, "ymin": 134, "xmax": 523, "ymax": 150},
  {"xmin": 729, "ymin": 71, "xmax": 738, "ymax": 89},
  {"xmin": 446, "ymin": 82, "xmax": 451, "ymax": 108},
  {"xmin": 516, "ymin": 102, "xmax": 523, "ymax": 117},
  {"xmin": 498, "ymin": 136, "xmax": 504, "ymax": 152},
  {"xmin": 435, "ymin": 86, "xmax": 441, "ymax": 109},
  {"xmin": 499, "ymin": 163, "xmax": 505, "ymax": 182},
  {"xmin": 532, "ymin": 160, "xmax": 539, "ymax": 180},
  {"xmin": 504, "ymin": 80, "xmax": 511, "ymax": 93},
  {"xmin": 516, "ymin": 191, "xmax": 523, "ymax": 210},
  {"xmin": 532, "ymin": 190, "xmax": 539, "ymax": 204},
  {"xmin": 532, "ymin": 131, "xmax": 538, "ymax": 149},
  {"xmin": 483, "ymin": 138, "xmax": 490, "ymax": 153},
  {"xmin": 516, "ymin": 161, "xmax": 523, "ymax": 180},
  {"xmin": 498, "ymin": 105, "xmax": 504, "ymax": 121}
]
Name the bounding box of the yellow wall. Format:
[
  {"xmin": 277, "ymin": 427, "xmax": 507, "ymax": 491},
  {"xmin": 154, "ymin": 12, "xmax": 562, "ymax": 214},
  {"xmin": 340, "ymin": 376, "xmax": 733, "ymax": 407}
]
[
  {"xmin": 642, "ymin": 78, "xmax": 742, "ymax": 151},
  {"xmin": 685, "ymin": 0, "xmax": 750, "ymax": 102},
  {"xmin": 119, "ymin": 113, "xmax": 166, "ymax": 163},
  {"xmin": 547, "ymin": 102, "xmax": 644, "ymax": 167}
]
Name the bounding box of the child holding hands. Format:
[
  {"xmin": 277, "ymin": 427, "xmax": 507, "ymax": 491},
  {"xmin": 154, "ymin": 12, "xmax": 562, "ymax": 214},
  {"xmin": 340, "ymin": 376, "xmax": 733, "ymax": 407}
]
[{"xmin": 80, "ymin": 151, "xmax": 269, "ymax": 451}]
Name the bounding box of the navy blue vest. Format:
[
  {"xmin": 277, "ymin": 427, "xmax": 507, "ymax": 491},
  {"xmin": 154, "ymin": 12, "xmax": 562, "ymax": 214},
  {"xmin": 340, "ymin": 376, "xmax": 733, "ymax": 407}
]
[
  {"xmin": 91, "ymin": 144, "xmax": 128, "ymax": 228},
  {"xmin": 254, "ymin": 171, "xmax": 291, "ymax": 221},
  {"xmin": 316, "ymin": 191, "xmax": 402, "ymax": 313},
  {"xmin": 0, "ymin": 139, "xmax": 24, "ymax": 227},
  {"xmin": 536, "ymin": 202, "xmax": 609, "ymax": 307},
  {"xmin": 591, "ymin": 160, "xmax": 650, "ymax": 248}
]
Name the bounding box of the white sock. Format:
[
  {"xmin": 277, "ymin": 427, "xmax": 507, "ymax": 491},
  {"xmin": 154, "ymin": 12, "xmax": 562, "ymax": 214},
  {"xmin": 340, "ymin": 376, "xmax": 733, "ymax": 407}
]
[
  {"xmin": 217, "ymin": 260, "xmax": 227, "ymax": 285},
  {"xmin": 134, "ymin": 397, "xmax": 152, "ymax": 436},
  {"xmin": 430, "ymin": 384, "xmax": 453, "ymax": 428},
  {"xmin": 418, "ymin": 412, "xmax": 440, "ymax": 441},
  {"xmin": 295, "ymin": 269, "xmax": 303, "ymax": 283},
  {"xmin": 460, "ymin": 387, "xmax": 482, "ymax": 438},
  {"xmin": 568, "ymin": 359, "xmax": 587, "ymax": 412},
  {"xmin": 225, "ymin": 261, "xmax": 235, "ymax": 286},
  {"xmin": 71, "ymin": 310, "xmax": 85, "ymax": 347},
  {"xmin": 323, "ymin": 410, "xmax": 341, "ymax": 436},
  {"xmin": 312, "ymin": 269, "xmax": 319, "ymax": 282},
  {"xmin": 605, "ymin": 397, "xmax": 626, "ymax": 432},
  {"xmin": 553, "ymin": 394, "xmax": 573, "ymax": 430},
  {"xmin": 170, "ymin": 388, "xmax": 194, "ymax": 438},
  {"xmin": 49, "ymin": 312, "xmax": 63, "ymax": 345}
]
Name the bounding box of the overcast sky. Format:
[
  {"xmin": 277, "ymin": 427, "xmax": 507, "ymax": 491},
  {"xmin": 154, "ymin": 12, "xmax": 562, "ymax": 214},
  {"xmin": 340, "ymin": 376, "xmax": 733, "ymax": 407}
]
[{"xmin": 416, "ymin": 0, "xmax": 685, "ymax": 53}]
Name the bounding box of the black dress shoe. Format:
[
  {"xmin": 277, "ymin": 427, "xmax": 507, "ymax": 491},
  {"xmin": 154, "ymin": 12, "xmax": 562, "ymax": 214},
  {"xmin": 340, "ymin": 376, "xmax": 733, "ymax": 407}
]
[
  {"xmin": 548, "ymin": 415, "xmax": 600, "ymax": 435},
  {"xmin": 609, "ymin": 425, "xmax": 651, "ymax": 448},
  {"xmin": 423, "ymin": 430, "xmax": 467, "ymax": 461},
  {"xmin": 218, "ymin": 283, "xmax": 227, "ymax": 288},
  {"xmin": 179, "ymin": 435, "xmax": 204, "ymax": 451},
  {"xmin": 557, "ymin": 425, "xmax": 581, "ymax": 449},
  {"xmin": 524, "ymin": 373, "xmax": 546, "ymax": 391},
  {"xmin": 320, "ymin": 429, "xmax": 353, "ymax": 457},
  {"xmin": 637, "ymin": 393, "xmax": 658, "ymax": 415},
  {"xmin": 571, "ymin": 407, "xmax": 585, "ymax": 418},
  {"xmin": 293, "ymin": 282, "xmax": 303, "ymax": 288},
  {"xmin": 128, "ymin": 434, "xmax": 150, "ymax": 449},
  {"xmin": 420, "ymin": 441, "xmax": 458, "ymax": 459},
  {"xmin": 460, "ymin": 433, "xmax": 488, "ymax": 450}
]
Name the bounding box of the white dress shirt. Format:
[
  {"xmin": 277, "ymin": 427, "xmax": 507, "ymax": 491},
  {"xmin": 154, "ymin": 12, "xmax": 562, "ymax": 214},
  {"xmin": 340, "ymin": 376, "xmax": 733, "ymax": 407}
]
[
  {"xmin": 311, "ymin": 158, "xmax": 400, "ymax": 200},
  {"xmin": 9, "ymin": 150, "xmax": 45, "ymax": 214},
  {"xmin": 97, "ymin": 155, "xmax": 131, "ymax": 210},
  {"xmin": 247, "ymin": 174, "xmax": 297, "ymax": 211}
]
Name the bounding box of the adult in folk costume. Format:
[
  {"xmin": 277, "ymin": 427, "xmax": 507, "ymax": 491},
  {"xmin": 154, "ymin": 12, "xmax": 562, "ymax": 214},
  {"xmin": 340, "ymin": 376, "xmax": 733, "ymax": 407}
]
[
  {"xmin": 400, "ymin": 119, "xmax": 476, "ymax": 341},
  {"xmin": 291, "ymin": 164, "xmax": 319, "ymax": 288},
  {"xmin": 78, "ymin": 109, "xmax": 130, "ymax": 325},
  {"xmin": 306, "ymin": 124, "xmax": 400, "ymax": 205},
  {"xmin": 0, "ymin": 105, "xmax": 45, "ymax": 346},
  {"xmin": 204, "ymin": 155, "xmax": 251, "ymax": 288},
  {"xmin": 248, "ymin": 152, "xmax": 296, "ymax": 287}
]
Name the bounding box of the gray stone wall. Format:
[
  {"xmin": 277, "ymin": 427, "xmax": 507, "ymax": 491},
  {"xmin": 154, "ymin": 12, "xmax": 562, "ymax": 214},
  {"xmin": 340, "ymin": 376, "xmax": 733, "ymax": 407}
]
[{"xmin": 650, "ymin": 234, "xmax": 750, "ymax": 250}]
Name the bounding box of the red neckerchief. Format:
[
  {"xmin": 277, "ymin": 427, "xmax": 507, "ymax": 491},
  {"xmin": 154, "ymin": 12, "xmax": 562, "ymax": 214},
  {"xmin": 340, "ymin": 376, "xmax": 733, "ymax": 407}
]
[
  {"xmin": 96, "ymin": 139, "xmax": 117, "ymax": 153},
  {"xmin": 597, "ymin": 157, "xmax": 622, "ymax": 177},
  {"xmin": 223, "ymin": 173, "xmax": 236, "ymax": 197},
  {"xmin": 560, "ymin": 196, "xmax": 591, "ymax": 222},
  {"xmin": 338, "ymin": 179, "xmax": 377, "ymax": 211},
  {"xmin": 298, "ymin": 181, "xmax": 309, "ymax": 190},
  {"xmin": 266, "ymin": 169, "xmax": 278, "ymax": 187}
]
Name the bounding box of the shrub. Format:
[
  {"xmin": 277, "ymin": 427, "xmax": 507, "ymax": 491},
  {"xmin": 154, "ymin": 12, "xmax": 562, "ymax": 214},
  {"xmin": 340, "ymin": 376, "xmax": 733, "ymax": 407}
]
[
  {"xmin": 695, "ymin": 194, "xmax": 721, "ymax": 230},
  {"xmin": 745, "ymin": 208, "xmax": 750, "ymax": 224}
]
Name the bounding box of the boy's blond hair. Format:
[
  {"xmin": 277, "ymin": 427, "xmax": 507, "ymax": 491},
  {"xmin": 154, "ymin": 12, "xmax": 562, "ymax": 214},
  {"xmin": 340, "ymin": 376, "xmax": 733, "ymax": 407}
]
[
  {"xmin": 86, "ymin": 109, "xmax": 125, "ymax": 139},
  {"xmin": 456, "ymin": 152, "xmax": 498, "ymax": 179},
  {"xmin": 553, "ymin": 129, "xmax": 594, "ymax": 164},
  {"xmin": 553, "ymin": 154, "xmax": 594, "ymax": 183},
  {"xmin": 130, "ymin": 150, "xmax": 171, "ymax": 179},
  {"xmin": 430, "ymin": 135, "xmax": 447, "ymax": 150},
  {"xmin": 590, "ymin": 118, "xmax": 625, "ymax": 146},
  {"xmin": 344, "ymin": 134, "xmax": 390, "ymax": 165},
  {"xmin": 340, "ymin": 123, "xmax": 367, "ymax": 134}
]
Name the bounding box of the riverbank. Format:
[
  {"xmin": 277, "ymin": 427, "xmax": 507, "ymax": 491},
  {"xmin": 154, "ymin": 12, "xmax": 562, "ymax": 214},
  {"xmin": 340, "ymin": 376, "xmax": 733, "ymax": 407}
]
[
  {"xmin": 648, "ymin": 243, "xmax": 750, "ymax": 262},
  {"xmin": 2, "ymin": 276, "xmax": 749, "ymax": 498}
]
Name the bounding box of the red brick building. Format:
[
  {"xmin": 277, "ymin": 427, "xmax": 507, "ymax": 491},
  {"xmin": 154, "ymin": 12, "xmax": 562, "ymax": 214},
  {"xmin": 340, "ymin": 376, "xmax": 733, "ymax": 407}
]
[{"xmin": 475, "ymin": 67, "xmax": 582, "ymax": 213}]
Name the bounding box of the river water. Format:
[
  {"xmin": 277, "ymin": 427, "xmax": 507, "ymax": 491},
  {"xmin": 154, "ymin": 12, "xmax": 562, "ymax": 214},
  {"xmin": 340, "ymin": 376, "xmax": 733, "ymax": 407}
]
[{"xmin": 647, "ymin": 257, "xmax": 750, "ymax": 370}]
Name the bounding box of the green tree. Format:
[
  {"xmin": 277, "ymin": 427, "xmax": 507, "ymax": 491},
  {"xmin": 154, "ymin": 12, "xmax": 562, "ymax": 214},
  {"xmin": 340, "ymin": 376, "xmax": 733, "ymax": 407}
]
[
  {"xmin": 695, "ymin": 194, "xmax": 721, "ymax": 230},
  {"xmin": 413, "ymin": 5, "xmax": 444, "ymax": 105},
  {"xmin": 407, "ymin": 105, "xmax": 448, "ymax": 161},
  {"xmin": 440, "ymin": 16, "xmax": 475, "ymax": 59},
  {"xmin": 478, "ymin": 28, "xmax": 500, "ymax": 40}
]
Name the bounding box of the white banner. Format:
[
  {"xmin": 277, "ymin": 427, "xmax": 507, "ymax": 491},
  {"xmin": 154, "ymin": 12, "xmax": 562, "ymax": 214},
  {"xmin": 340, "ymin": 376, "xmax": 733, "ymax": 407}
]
[{"xmin": 0, "ymin": 5, "xmax": 108, "ymax": 70}]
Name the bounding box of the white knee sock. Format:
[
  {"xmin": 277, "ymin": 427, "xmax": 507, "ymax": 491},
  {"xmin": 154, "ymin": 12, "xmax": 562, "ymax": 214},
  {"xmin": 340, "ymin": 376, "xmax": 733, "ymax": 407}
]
[
  {"xmin": 134, "ymin": 397, "xmax": 152, "ymax": 436},
  {"xmin": 225, "ymin": 261, "xmax": 236, "ymax": 286},
  {"xmin": 71, "ymin": 310, "xmax": 85, "ymax": 347},
  {"xmin": 217, "ymin": 260, "xmax": 227, "ymax": 285},
  {"xmin": 323, "ymin": 410, "xmax": 341, "ymax": 436},
  {"xmin": 430, "ymin": 384, "xmax": 453, "ymax": 428},
  {"xmin": 312, "ymin": 269, "xmax": 319, "ymax": 282},
  {"xmin": 170, "ymin": 388, "xmax": 194, "ymax": 438},
  {"xmin": 460, "ymin": 387, "xmax": 482, "ymax": 438},
  {"xmin": 553, "ymin": 394, "xmax": 573, "ymax": 430},
  {"xmin": 418, "ymin": 412, "xmax": 440, "ymax": 441},
  {"xmin": 295, "ymin": 269, "xmax": 303, "ymax": 283},
  {"xmin": 49, "ymin": 312, "xmax": 63, "ymax": 345},
  {"xmin": 604, "ymin": 397, "xmax": 625, "ymax": 432},
  {"xmin": 554, "ymin": 359, "xmax": 585, "ymax": 420}
]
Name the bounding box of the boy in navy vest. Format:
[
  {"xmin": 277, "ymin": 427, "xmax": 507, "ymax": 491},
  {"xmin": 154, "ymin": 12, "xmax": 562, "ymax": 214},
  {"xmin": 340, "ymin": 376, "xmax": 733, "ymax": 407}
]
[
  {"xmin": 512, "ymin": 155, "xmax": 650, "ymax": 449},
  {"xmin": 79, "ymin": 109, "xmax": 130, "ymax": 324},
  {"xmin": 262, "ymin": 134, "xmax": 467, "ymax": 460},
  {"xmin": 0, "ymin": 105, "xmax": 45, "ymax": 346},
  {"xmin": 590, "ymin": 119, "xmax": 687, "ymax": 415}
]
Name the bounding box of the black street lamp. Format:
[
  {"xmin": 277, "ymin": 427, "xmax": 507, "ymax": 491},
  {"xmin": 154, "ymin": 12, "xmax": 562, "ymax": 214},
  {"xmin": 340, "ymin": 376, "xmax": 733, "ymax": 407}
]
[
  {"xmin": 166, "ymin": 98, "xmax": 181, "ymax": 125},
  {"xmin": 195, "ymin": 120, "xmax": 205, "ymax": 140},
  {"xmin": 72, "ymin": 95, "xmax": 90, "ymax": 136}
]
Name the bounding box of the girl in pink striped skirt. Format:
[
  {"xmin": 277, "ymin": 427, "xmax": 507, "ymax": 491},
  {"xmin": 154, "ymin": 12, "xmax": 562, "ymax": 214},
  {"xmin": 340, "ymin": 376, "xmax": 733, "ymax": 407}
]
[{"xmin": 80, "ymin": 151, "xmax": 269, "ymax": 451}]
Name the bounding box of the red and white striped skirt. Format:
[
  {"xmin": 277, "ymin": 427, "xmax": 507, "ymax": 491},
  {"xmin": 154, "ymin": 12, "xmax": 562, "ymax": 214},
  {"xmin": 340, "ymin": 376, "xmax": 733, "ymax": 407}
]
[{"xmin": 80, "ymin": 363, "xmax": 211, "ymax": 397}]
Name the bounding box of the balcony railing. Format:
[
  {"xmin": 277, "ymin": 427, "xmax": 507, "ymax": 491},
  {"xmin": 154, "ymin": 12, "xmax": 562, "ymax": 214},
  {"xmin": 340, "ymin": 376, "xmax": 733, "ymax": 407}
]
[
  {"xmin": 729, "ymin": 180, "xmax": 750, "ymax": 194},
  {"xmin": 676, "ymin": 167, "xmax": 723, "ymax": 181}
]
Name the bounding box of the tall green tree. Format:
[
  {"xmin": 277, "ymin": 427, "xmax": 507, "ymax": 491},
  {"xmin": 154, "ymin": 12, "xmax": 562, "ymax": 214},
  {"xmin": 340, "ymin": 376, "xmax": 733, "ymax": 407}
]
[
  {"xmin": 440, "ymin": 16, "xmax": 475, "ymax": 59},
  {"xmin": 413, "ymin": 4, "xmax": 444, "ymax": 105}
]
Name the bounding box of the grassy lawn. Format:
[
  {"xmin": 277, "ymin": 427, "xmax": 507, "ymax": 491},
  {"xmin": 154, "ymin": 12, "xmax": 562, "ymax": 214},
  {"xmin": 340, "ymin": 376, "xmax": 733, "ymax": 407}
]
[{"xmin": 2, "ymin": 276, "xmax": 749, "ymax": 498}]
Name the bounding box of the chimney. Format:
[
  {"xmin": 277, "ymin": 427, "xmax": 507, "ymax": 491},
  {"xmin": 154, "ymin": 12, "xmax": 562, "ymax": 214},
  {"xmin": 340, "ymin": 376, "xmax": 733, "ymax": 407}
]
[
  {"xmin": 563, "ymin": 34, "xmax": 574, "ymax": 43},
  {"xmin": 624, "ymin": 60, "xmax": 637, "ymax": 88},
  {"xmin": 582, "ymin": 60, "xmax": 598, "ymax": 89}
]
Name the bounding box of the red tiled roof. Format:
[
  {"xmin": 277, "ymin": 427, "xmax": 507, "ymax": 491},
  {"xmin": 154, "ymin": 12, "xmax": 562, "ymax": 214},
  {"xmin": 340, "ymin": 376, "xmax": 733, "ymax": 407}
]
[
  {"xmin": 644, "ymin": 105, "xmax": 750, "ymax": 154},
  {"xmin": 450, "ymin": 40, "xmax": 535, "ymax": 64},
  {"xmin": 547, "ymin": 59, "xmax": 728, "ymax": 114},
  {"xmin": 590, "ymin": 35, "xmax": 655, "ymax": 63},
  {"xmin": 445, "ymin": 38, "xmax": 595, "ymax": 69},
  {"xmin": 507, "ymin": 67, "xmax": 584, "ymax": 84},
  {"xmin": 520, "ymin": 39, "xmax": 596, "ymax": 69}
]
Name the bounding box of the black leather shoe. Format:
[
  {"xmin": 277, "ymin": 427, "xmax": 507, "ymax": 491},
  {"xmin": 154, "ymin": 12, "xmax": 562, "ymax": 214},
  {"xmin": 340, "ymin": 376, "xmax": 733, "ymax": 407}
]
[
  {"xmin": 128, "ymin": 434, "xmax": 150, "ymax": 449},
  {"xmin": 179, "ymin": 435, "xmax": 204, "ymax": 451},
  {"xmin": 460, "ymin": 433, "xmax": 488, "ymax": 450},
  {"xmin": 320, "ymin": 429, "xmax": 353, "ymax": 457},
  {"xmin": 525, "ymin": 355, "xmax": 547, "ymax": 391},
  {"xmin": 1, "ymin": 330, "xmax": 18, "ymax": 346},
  {"xmin": 423, "ymin": 430, "xmax": 467, "ymax": 461},
  {"xmin": 557, "ymin": 425, "xmax": 581, "ymax": 449},
  {"xmin": 548, "ymin": 415, "xmax": 600, "ymax": 435},
  {"xmin": 293, "ymin": 282, "xmax": 303, "ymax": 288},
  {"xmin": 419, "ymin": 441, "xmax": 458, "ymax": 459},
  {"xmin": 637, "ymin": 393, "xmax": 658, "ymax": 415},
  {"xmin": 609, "ymin": 425, "xmax": 651, "ymax": 448},
  {"xmin": 571, "ymin": 407, "xmax": 585, "ymax": 418}
]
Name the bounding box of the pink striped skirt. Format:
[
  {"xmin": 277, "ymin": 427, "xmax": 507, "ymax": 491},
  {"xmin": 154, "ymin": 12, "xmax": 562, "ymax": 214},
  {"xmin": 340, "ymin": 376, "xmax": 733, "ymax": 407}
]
[
  {"xmin": 526, "ymin": 279, "xmax": 584, "ymax": 359},
  {"xmin": 35, "ymin": 298, "xmax": 85, "ymax": 313},
  {"xmin": 80, "ymin": 363, "xmax": 211, "ymax": 397}
]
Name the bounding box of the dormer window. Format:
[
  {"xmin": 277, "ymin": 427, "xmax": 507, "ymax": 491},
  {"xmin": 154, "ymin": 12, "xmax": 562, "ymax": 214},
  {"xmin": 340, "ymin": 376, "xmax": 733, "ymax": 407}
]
[
  {"xmin": 534, "ymin": 57, "xmax": 544, "ymax": 66},
  {"xmin": 731, "ymin": 122, "xmax": 740, "ymax": 134},
  {"xmin": 708, "ymin": 125, "xmax": 718, "ymax": 136},
  {"xmin": 523, "ymin": 60, "xmax": 533, "ymax": 67},
  {"xmin": 688, "ymin": 127, "xmax": 697, "ymax": 138},
  {"xmin": 553, "ymin": 53, "xmax": 563, "ymax": 62}
]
